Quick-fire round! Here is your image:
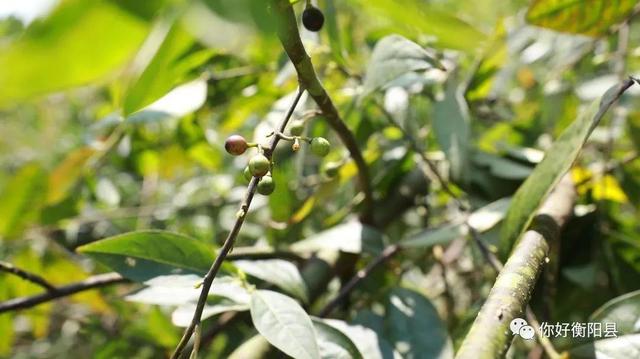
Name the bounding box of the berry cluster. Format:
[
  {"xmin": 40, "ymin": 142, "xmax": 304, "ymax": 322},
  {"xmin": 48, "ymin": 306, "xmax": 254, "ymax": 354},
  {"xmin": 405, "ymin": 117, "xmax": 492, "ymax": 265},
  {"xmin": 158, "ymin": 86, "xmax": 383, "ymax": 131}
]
[{"xmin": 224, "ymin": 122, "xmax": 332, "ymax": 195}]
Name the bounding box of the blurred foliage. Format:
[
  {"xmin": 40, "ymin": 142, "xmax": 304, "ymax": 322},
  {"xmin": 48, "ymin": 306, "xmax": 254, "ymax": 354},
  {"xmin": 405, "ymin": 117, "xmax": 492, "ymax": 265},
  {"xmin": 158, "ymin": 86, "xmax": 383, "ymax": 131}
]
[{"xmin": 1, "ymin": 0, "xmax": 640, "ymax": 358}]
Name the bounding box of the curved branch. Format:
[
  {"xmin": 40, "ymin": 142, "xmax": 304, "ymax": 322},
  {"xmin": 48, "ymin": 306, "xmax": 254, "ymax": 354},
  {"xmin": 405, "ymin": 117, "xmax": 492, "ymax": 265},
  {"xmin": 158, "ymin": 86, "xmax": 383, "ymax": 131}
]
[
  {"xmin": 0, "ymin": 272, "xmax": 127, "ymax": 313},
  {"xmin": 271, "ymin": 0, "xmax": 374, "ymax": 224},
  {"xmin": 0, "ymin": 260, "xmax": 57, "ymax": 292},
  {"xmin": 456, "ymin": 176, "xmax": 576, "ymax": 359}
]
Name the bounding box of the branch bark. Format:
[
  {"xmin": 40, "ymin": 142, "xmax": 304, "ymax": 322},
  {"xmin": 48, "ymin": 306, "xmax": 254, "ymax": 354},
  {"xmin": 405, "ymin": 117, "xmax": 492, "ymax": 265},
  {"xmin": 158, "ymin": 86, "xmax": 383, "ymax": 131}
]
[
  {"xmin": 0, "ymin": 272, "xmax": 127, "ymax": 313},
  {"xmin": 0, "ymin": 260, "xmax": 57, "ymax": 292},
  {"xmin": 456, "ymin": 176, "xmax": 576, "ymax": 359},
  {"xmin": 271, "ymin": 0, "xmax": 374, "ymax": 224}
]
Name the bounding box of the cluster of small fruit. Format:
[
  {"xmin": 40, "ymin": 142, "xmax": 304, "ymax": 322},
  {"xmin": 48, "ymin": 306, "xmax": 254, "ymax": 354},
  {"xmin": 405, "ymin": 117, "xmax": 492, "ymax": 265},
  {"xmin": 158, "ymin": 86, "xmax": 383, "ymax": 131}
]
[{"xmin": 224, "ymin": 121, "xmax": 331, "ymax": 196}]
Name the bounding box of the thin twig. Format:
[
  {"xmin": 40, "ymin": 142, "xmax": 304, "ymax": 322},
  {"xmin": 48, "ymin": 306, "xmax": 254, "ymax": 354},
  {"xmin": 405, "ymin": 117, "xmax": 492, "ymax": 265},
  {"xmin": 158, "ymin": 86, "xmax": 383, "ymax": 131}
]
[
  {"xmin": 271, "ymin": 0, "xmax": 374, "ymax": 224},
  {"xmin": 170, "ymin": 87, "xmax": 305, "ymax": 359},
  {"xmin": 0, "ymin": 272, "xmax": 127, "ymax": 313},
  {"xmin": 0, "ymin": 261, "xmax": 58, "ymax": 292},
  {"xmin": 318, "ymin": 244, "xmax": 401, "ymax": 317}
]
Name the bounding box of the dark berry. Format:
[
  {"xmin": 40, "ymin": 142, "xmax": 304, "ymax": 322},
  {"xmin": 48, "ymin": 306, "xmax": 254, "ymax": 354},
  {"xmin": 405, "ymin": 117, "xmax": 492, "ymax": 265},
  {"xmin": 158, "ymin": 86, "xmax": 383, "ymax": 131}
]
[
  {"xmin": 310, "ymin": 137, "xmax": 330, "ymax": 157},
  {"xmin": 302, "ymin": 6, "xmax": 324, "ymax": 32},
  {"xmin": 249, "ymin": 154, "xmax": 270, "ymax": 177},
  {"xmin": 225, "ymin": 135, "xmax": 248, "ymax": 156},
  {"xmin": 257, "ymin": 176, "xmax": 275, "ymax": 195}
]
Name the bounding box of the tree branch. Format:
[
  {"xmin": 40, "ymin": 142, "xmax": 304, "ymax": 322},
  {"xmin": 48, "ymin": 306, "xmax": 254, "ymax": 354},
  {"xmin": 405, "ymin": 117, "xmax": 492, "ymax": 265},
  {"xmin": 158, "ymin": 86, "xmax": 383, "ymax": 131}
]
[
  {"xmin": 0, "ymin": 260, "xmax": 57, "ymax": 292},
  {"xmin": 456, "ymin": 176, "xmax": 576, "ymax": 359},
  {"xmin": 271, "ymin": 0, "xmax": 374, "ymax": 224},
  {"xmin": 170, "ymin": 87, "xmax": 306, "ymax": 359},
  {"xmin": 0, "ymin": 272, "xmax": 127, "ymax": 313}
]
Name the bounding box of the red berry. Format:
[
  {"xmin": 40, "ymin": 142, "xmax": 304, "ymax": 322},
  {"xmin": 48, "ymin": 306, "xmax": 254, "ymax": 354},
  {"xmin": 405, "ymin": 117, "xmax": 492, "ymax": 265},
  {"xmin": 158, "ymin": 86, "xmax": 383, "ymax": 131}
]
[{"xmin": 225, "ymin": 135, "xmax": 248, "ymax": 156}]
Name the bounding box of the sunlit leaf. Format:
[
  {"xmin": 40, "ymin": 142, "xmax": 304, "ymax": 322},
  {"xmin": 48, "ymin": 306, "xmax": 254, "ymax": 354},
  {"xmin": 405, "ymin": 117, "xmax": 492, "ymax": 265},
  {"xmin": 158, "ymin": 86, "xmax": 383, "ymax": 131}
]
[
  {"xmin": 0, "ymin": 164, "xmax": 47, "ymax": 238},
  {"xmin": 250, "ymin": 290, "xmax": 320, "ymax": 359},
  {"xmin": 571, "ymin": 334, "xmax": 640, "ymax": 358},
  {"xmin": 0, "ymin": 0, "xmax": 148, "ymax": 106},
  {"xmin": 77, "ymin": 230, "xmax": 215, "ymax": 282},
  {"xmin": 527, "ymin": 0, "xmax": 637, "ymax": 36},
  {"xmin": 235, "ymin": 259, "xmax": 309, "ymax": 302},
  {"xmin": 127, "ymin": 79, "xmax": 208, "ymax": 124},
  {"xmin": 500, "ymin": 80, "xmax": 633, "ymax": 258},
  {"xmin": 321, "ymin": 319, "xmax": 392, "ymax": 359},
  {"xmin": 590, "ymin": 290, "xmax": 640, "ymax": 335},
  {"xmin": 291, "ymin": 222, "xmax": 384, "ymax": 254},
  {"xmin": 46, "ymin": 147, "xmax": 95, "ymax": 205},
  {"xmin": 312, "ymin": 318, "xmax": 363, "ymax": 359}
]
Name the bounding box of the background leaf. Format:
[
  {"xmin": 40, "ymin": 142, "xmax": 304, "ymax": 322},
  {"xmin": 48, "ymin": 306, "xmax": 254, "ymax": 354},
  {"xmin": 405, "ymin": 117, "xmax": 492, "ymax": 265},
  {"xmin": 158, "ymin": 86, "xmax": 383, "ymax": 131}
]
[{"xmin": 234, "ymin": 259, "xmax": 309, "ymax": 303}]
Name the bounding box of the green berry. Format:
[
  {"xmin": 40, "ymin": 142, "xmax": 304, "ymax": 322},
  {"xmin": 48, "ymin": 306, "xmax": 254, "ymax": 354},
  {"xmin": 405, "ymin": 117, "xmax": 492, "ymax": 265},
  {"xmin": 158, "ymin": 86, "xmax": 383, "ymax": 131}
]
[
  {"xmin": 249, "ymin": 154, "xmax": 270, "ymax": 177},
  {"xmin": 289, "ymin": 120, "xmax": 305, "ymax": 136},
  {"xmin": 310, "ymin": 137, "xmax": 331, "ymax": 157},
  {"xmin": 323, "ymin": 161, "xmax": 341, "ymax": 178},
  {"xmin": 243, "ymin": 166, "xmax": 253, "ymax": 182},
  {"xmin": 257, "ymin": 176, "xmax": 275, "ymax": 195},
  {"xmin": 225, "ymin": 135, "xmax": 248, "ymax": 156},
  {"xmin": 302, "ymin": 6, "xmax": 324, "ymax": 32}
]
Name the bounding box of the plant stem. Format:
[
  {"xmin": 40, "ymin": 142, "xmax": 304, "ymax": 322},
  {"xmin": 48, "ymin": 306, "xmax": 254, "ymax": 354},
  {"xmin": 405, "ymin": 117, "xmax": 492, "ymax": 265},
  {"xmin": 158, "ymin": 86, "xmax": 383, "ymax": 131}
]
[
  {"xmin": 0, "ymin": 261, "xmax": 57, "ymax": 292},
  {"xmin": 170, "ymin": 87, "xmax": 305, "ymax": 359},
  {"xmin": 271, "ymin": 0, "xmax": 374, "ymax": 224},
  {"xmin": 0, "ymin": 272, "xmax": 127, "ymax": 313}
]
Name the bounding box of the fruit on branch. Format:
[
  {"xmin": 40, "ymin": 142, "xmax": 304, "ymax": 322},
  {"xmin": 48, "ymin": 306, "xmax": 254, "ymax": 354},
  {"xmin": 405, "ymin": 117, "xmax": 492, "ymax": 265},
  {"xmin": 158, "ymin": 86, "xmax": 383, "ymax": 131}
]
[
  {"xmin": 224, "ymin": 135, "xmax": 248, "ymax": 155},
  {"xmin": 289, "ymin": 120, "xmax": 305, "ymax": 136},
  {"xmin": 243, "ymin": 166, "xmax": 253, "ymax": 182},
  {"xmin": 257, "ymin": 176, "xmax": 275, "ymax": 195},
  {"xmin": 311, "ymin": 137, "xmax": 330, "ymax": 157},
  {"xmin": 302, "ymin": 5, "xmax": 324, "ymax": 32},
  {"xmin": 249, "ymin": 154, "xmax": 271, "ymax": 177},
  {"xmin": 323, "ymin": 161, "xmax": 341, "ymax": 178}
]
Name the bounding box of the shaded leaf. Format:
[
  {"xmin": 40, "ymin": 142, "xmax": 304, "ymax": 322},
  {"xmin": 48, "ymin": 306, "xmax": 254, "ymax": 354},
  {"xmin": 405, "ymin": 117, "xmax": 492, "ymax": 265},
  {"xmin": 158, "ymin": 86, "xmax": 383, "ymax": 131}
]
[
  {"xmin": 312, "ymin": 318, "xmax": 363, "ymax": 359},
  {"xmin": 77, "ymin": 230, "xmax": 214, "ymax": 282},
  {"xmin": 235, "ymin": 259, "xmax": 308, "ymax": 303},
  {"xmin": 527, "ymin": 0, "xmax": 637, "ymax": 36},
  {"xmin": 250, "ymin": 290, "xmax": 320, "ymax": 359},
  {"xmin": 362, "ymin": 34, "xmax": 444, "ymax": 99},
  {"xmin": 385, "ymin": 288, "xmax": 453, "ymax": 359},
  {"xmin": 400, "ymin": 223, "xmax": 466, "ymax": 249},
  {"xmin": 500, "ymin": 80, "xmax": 633, "ymax": 258},
  {"xmin": 0, "ymin": 164, "xmax": 47, "ymax": 238},
  {"xmin": 591, "ymin": 290, "xmax": 640, "ymax": 335}
]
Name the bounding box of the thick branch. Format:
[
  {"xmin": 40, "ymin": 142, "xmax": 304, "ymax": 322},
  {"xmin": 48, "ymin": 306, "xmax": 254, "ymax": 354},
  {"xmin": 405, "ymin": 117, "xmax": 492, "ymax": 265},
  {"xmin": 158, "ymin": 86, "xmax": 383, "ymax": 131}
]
[
  {"xmin": 171, "ymin": 88, "xmax": 305, "ymax": 359},
  {"xmin": 0, "ymin": 272, "xmax": 127, "ymax": 313},
  {"xmin": 271, "ymin": 0, "xmax": 374, "ymax": 224},
  {"xmin": 0, "ymin": 261, "xmax": 57, "ymax": 292},
  {"xmin": 456, "ymin": 176, "xmax": 576, "ymax": 359}
]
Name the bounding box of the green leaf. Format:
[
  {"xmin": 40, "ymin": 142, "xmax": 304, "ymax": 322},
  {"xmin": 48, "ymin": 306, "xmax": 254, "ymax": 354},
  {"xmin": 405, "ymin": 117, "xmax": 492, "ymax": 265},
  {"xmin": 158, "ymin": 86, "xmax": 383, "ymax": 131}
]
[
  {"xmin": 357, "ymin": 0, "xmax": 486, "ymax": 52},
  {"xmin": 362, "ymin": 34, "xmax": 444, "ymax": 99},
  {"xmin": 0, "ymin": 0, "xmax": 148, "ymax": 107},
  {"xmin": 291, "ymin": 222, "xmax": 384, "ymax": 254},
  {"xmin": 126, "ymin": 79, "xmax": 208, "ymax": 124},
  {"xmin": 433, "ymin": 79, "xmax": 471, "ymax": 184},
  {"xmin": 172, "ymin": 299, "xmax": 250, "ymax": 327},
  {"xmin": 77, "ymin": 230, "xmax": 215, "ymax": 282},
  {"xmin": 590, "ymin": 290, "xmax": 640, "ymax": 335},
  {"xmin": 250, "ymin": 290, "xmax": 320, "ymax": 359},
  {"xmin": 500, "ymin": 80, "xmax": 633, "ymax": 258},
  {"xmin": 385, "ymin": 288, "xmax": 454, "ymax": 359},
  {"xmin": 527, "ymin": 0, "xmax": 637, "ymax": 36},
  {"xmin": 125, "ymin": 275, "xmax": 249, "ymax": 305},
  {"xmin": 123, "ymin": 17, "xmax": 212, "ymax": 115},
  {"xmin": 235, "ymin": 259, "xmax": 309, "ymax": 303},
  {"xmin": 570, "ymin": 334, "xmax": 640, "ymax": 359},
  {"xmin": 400, "ymin": 223, "xmax": 466, "ymax": 249},
  {"xmin": 0, "ymin": 164, "xmax": 47, "ymax": 238},
  {"xmin": 311, "ymin": 318, "xmax": 363, "ymax": 359},
  {"xmin": 321, "ymin": 319, "xmax": 392, "ymax": 359}
]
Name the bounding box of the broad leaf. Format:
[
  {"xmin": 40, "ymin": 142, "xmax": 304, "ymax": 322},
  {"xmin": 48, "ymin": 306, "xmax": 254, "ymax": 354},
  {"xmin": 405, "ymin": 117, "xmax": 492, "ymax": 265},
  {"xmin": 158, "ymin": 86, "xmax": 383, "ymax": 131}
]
[
  {"xmin": 433, "ymin": 80, "xmax": 471, "ymax": 184},
  {"xmin": 77, "ymin": 230, "xmax": 214, "ymax": 282},
  {"xmin": 0, "ymin": 0, "xmax": 148, "ymax": 107},
  {"xmin": 291, "ymin": 222, "xmax": 384, "ymax": 254},
  {"xmin": 362, "ymin": 34, "xmax": 444, "ymax": 99},
  {"xmin": 312, "ymin": 318, "xmax": 363, "ymax": 359},
  {"xmin": 571, "ymin": 334, "xmax": 640, "ymax": 359},
  {"xmin": 46, "ymin": 147, "xmax": 95, "ymax": 205},
  {"xmin": 400, "ymin": 223, "xmax": 466, "ymax": 249},
  {"xmin": 235, "ymin": 259, "xmax": 309, "ymax": 303},
  {"xmin": 125, "ymin": 275, "xmax": 250, "ymax": 305},
  {"xmin": 250, "ymin": 290, "xmax": 320, "ymax": 359},
  {"xmin": 500, "ymin": 80, "xmax": 633, "ymax": 258},
  {"xmin": 172, "ymin": 299, "xmax": 250, "ymax": 327},
  {"xmin": 322, "ymin": 319, "xmax": 392, "ymax": 359},
  {"xmin": 590, "ymin": 290, "xmax": 640, "ymax": 335},
  {"xmin": 527, "ymin": 0, "xmax": 637, "ymax": 36},
  {"xmin": 126, "ymin": 79, "xmax": 208, "ymax": 124},
  {"xmin": 385, "ymin": 288, "xmax": 453, "ymax": 359}
]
